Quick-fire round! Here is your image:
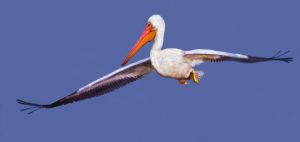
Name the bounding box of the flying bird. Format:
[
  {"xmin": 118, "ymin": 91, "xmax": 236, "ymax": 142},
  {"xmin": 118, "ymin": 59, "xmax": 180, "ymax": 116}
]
[
  {"xmin": 121, "ymin": 15, "xmax": 293, "ymax": 84},
  {"xmin": 17, "ymin": 14, "xmax": 293, "ymax": 114}
]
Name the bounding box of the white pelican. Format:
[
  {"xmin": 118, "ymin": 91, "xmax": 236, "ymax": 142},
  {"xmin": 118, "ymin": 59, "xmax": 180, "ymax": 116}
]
[
  {"xmin": 121, "ymin": 15, "xmax": 292, "ymax": 85},
  {"xmin": 17, "ymin": 15, "xmax": 292, "ymax": 114}
]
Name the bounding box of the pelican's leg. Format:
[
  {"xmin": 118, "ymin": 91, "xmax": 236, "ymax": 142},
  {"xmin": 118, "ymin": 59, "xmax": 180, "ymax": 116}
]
[
  {"xmin": 191, "ymin": 69, "xmax": 199, "ymax": 84},
  {"xmin": 190, "ymin": 69, "xmax": 204, "ymax": 84},
  {"xmin": 178, "ymin": 79, "xmax": 188, "ymax": 85}
]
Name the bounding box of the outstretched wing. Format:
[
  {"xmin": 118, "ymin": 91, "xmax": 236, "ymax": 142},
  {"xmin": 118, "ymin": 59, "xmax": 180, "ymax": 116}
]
[
  {"xmin": 17, "ymin": 58, "xmax": 153, "ymax": 114},
  {"xmin": 184, "ymin": 49, "xmax": 293, "ymax": 66}
]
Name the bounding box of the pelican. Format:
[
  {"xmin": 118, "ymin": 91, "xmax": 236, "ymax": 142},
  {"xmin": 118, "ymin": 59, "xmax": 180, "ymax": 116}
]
[
  {"xmin": 121, "ymin": 15, "xmax": 293, "ymax": 85},
  {"xmin": 17, "ymin": 14, "xmax": 292, "ymax": 114}
]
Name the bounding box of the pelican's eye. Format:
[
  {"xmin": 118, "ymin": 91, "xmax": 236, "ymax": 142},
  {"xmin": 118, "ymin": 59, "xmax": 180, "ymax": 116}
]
[{"xmin": 147, "ymin": 22, "xmax": 157, "ymax": 32}]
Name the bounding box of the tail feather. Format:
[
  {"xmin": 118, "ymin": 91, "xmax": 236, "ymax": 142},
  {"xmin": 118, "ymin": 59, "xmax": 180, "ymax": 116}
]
[
  {"xmin": 16, "ymin": 99, "xmax": 50, "ymax": 114},
  {"xmin": 195, "ymin": 70, "xmax": 205, "ymax": 78}
]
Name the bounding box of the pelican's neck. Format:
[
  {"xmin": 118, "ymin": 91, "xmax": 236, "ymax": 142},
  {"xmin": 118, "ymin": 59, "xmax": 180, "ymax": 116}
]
[{"xmin": 151, "ymin": 26, "xmax": 165, "ymax": 54}]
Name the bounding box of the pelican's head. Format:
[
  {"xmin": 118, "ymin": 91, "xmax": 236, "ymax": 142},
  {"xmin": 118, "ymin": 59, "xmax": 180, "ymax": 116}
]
[
  {"xmin": 121, "ymin": 14, "xmax": 165, "ymax": 66},
  {"xmin": 148, "ymin": 15, "xmax": 165, "ymax": 32}
]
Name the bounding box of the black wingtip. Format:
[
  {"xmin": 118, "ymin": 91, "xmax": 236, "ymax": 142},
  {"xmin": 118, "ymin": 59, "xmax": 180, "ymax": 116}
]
[
  {"xmin": 269, "ymin": 50, "xmax": 294, "ymax": 63},
  {"xmin": 16, "ymin": 99, "xmax": 46, "ymax": 114},
  {"xmin": 275, "ymin": 57, "xmax": 293, "ymax": 63}
]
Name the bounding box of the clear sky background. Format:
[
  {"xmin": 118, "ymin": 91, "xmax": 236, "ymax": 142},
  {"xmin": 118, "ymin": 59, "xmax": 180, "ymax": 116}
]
[{"xmin": 0, "ymin": 0, "xmax": 299, "ymax": 142}]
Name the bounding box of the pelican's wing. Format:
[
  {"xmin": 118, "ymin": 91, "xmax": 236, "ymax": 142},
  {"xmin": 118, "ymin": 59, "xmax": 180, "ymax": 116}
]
[
  {"xmin": 17, "ymin": 58, "xmax": 153, "ymax": 114},
  {"xmin": 184, "ymin": 49, "xmax": 293, "ymax": 66}
]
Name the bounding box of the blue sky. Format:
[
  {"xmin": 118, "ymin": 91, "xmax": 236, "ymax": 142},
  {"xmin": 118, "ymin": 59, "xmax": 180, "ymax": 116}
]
[{"xmin": 0, "ymin": 0, "xmax": 299, "ymax": 142}]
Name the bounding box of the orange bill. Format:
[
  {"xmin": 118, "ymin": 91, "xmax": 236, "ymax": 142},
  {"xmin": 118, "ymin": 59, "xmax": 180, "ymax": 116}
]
[{"xmin": 121, "ymin": 23, "xmax": 157, "ymax": 66}]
